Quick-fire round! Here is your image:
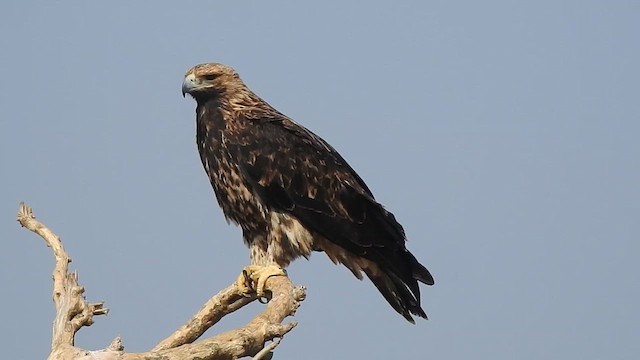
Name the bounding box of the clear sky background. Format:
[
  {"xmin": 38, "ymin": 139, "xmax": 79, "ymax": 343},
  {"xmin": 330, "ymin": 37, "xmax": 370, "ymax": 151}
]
[{"xmin": 1, "ymin": 1, "xmax": 638, "ymax": 359}]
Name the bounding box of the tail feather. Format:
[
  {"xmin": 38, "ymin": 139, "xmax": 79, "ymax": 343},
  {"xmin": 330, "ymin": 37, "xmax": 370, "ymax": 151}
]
[
  {"xmin": 365, "ymin": 269, "xmax": 428, "ymax": 323},
  {"xmin": 409, "ymin": 251, "xmax": 435, "ymax": 286}
]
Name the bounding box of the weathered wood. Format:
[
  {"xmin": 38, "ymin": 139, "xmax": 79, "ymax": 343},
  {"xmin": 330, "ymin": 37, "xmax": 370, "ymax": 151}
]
[{"xmin": 17, "ymin": 202, "xmax": 304, "ymax": 360}]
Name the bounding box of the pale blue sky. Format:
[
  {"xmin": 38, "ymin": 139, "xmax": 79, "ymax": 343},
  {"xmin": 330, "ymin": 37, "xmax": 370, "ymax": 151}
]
[{"xmin": 1, "ymin": 1, "xmax": 638, "ymax": 359}]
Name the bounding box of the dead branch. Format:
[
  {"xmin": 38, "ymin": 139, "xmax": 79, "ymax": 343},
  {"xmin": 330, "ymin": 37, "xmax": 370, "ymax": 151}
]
[
  {"xmin": 17, "ymin": 202, "xmax": 304, "ymax": 360},
  {"xmin": 17, "ymin": 202, "xmax": 108, "ymax": 351},
  {"xmin": 152, "ymin": 284, "xmax": 257, "ymax": 351}
]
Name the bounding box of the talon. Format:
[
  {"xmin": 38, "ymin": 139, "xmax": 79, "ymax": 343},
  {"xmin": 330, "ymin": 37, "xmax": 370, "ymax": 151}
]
[
  {"xmin": 243, "ymin": 270, "xmax": 254, "ymax": 290},
  {"xmin": 235, "ymin": 265, "xmax": 287, "ymax": 299},
  {"xmin": 236, "ymin": 269, "xmax": 254, "ymax": 298}
]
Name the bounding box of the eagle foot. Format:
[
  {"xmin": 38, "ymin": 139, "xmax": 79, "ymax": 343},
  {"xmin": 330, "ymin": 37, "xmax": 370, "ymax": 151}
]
[{"xmin": 236, "ymin": 265, "xmax": 287, "ymax": 299}]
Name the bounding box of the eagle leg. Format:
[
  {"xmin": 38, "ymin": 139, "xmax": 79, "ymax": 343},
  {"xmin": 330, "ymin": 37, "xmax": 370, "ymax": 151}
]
[{"xmin": 236, "ymin": 265, "xmax": 287, "ymax": 299}]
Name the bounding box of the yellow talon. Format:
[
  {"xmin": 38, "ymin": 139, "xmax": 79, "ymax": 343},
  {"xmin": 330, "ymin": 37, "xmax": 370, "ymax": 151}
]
[{"xmin": 236, "ymin": 265, "xmax": 286, "ymax": 298}]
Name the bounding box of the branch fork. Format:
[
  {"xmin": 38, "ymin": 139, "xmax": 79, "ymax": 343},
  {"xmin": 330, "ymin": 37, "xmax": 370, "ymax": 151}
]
[{"xmin": 17, "ymin": 202, "xmax": 304, "ymax": 360}]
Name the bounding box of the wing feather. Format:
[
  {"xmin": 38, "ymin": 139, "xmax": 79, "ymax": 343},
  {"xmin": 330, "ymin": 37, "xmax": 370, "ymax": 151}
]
[{"xmin": 227, "ymin": 112, "xmax": 434, "ymax": 320}]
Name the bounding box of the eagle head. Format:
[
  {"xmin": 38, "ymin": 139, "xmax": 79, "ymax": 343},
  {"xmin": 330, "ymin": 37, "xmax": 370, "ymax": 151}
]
[{"xmin": 182, "ymin": 63, "xmax": 243, "ymax": 99}]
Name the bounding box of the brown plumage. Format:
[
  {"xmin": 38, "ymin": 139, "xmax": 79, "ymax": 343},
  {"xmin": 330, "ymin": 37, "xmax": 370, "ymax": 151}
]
[{"xmin": 182, "ymin": 63, "xmax": 434, "ymax": 322}]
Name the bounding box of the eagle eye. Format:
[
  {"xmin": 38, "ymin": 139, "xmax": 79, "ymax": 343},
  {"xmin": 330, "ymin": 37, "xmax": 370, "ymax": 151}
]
[{"xmin": 204, "ymin": 74, "xmax": 217, "ymax": 81}]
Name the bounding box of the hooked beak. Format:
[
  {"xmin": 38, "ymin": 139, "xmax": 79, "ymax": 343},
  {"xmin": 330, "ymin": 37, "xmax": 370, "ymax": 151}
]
[{"xmin": 182, "ymin": 73, "xmax": 197, "ymax": 98}]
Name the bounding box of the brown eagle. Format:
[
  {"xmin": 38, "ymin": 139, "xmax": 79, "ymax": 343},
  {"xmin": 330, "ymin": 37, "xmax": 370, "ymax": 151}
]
[{"xmin": 182, "ymin": 63, "xmax": 434, "ymax": 322}]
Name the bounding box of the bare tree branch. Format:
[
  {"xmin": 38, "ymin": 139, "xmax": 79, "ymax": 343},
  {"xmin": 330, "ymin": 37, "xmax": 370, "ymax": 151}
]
[
  {"xmin": 17, "ymin": 202, "xmax": 304, "ymax": 360},
  {"xmin": 252, "ymin": 338, "xmax": 280, "ymax": 360},
  {"xmin": 17, "ymin": 202, "xmax": 109, "ymax": 350},
  {"xmin": 152, "ymin": 284, "xmax": 256, "ymax": 351}
]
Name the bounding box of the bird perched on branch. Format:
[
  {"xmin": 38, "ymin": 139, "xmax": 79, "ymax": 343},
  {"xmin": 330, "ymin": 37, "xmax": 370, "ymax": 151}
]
[{"xmin": 182, "ymin": 63, "xmax": 434, "ymax": 323}]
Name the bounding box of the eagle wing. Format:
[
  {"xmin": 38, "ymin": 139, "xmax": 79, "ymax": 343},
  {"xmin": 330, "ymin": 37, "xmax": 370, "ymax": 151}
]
[{"xmin": 227, "ymin": 111, "xmax": 434, "ymax": 321}]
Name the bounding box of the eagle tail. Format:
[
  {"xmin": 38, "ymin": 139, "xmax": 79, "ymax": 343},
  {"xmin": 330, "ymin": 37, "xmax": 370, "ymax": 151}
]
[
  {"xmin": 367, "ymin": 205, "xmax": 434, "ymax": 321},
  {"xmin": 408, "ymin": 251, "xmax": 435, "ymax": 286},
  {"xmin": 365, "ymin": 268, "xmax": 428, "ymax": 324},
  {"xmin": 371, "ymin": 202, "xmax": 435, "ymax": 288}
]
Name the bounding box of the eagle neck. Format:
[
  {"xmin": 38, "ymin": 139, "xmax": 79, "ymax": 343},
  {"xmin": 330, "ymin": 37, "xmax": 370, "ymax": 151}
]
[
  {"xmin": 196, "ymin": 98, "xmax": 222, "ymax": 123},
  {"xmin": 222, "ymin": 88, "xmax": 274, "ymax": 118}
]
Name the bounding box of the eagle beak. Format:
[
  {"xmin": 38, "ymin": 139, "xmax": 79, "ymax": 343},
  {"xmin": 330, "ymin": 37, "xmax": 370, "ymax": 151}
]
[{"xmin": 182, "ymin": 73, "xmax": 197, "ymax": 98}]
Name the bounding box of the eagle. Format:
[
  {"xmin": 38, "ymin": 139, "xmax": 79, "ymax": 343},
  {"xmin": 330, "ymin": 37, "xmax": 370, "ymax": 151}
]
[{"xmin": 182, "ymin": 63, "xmax": 434, "ymax": 323}]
